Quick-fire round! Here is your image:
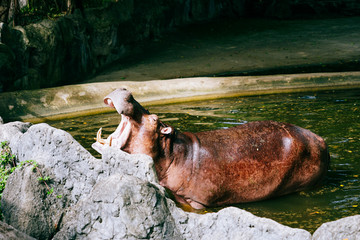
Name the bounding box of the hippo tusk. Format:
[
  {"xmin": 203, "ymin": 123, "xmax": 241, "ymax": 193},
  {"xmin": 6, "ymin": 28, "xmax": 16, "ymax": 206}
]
[{"xmin": 96, "ymin": 128, "xmax": 106, "ymax": 145}]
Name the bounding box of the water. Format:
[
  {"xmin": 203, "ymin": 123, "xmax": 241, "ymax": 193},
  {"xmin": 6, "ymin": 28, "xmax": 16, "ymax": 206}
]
[{"xmin": 47, "ymin": 88, "xmax": 360, "ymax": 232}]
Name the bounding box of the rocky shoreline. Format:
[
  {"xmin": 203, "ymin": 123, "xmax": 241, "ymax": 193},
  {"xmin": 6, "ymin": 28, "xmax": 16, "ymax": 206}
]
[{"xmin": 0, "ymin": 119, "xmax": 359, "ymax": 239}]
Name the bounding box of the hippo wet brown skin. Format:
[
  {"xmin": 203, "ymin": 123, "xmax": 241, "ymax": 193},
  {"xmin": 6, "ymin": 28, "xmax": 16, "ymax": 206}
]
[{"xmin": 92, "ymin": 88, "xmax": 330, "ymax": 210}]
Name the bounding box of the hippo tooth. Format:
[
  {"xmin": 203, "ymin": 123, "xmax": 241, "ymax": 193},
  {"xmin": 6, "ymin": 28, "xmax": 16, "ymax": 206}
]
[{"xmin": 96, "ymin": 128, "xmax": 105, "ymax": 144}]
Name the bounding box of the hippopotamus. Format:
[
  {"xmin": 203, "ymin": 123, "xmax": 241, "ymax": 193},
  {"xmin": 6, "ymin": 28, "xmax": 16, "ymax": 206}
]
[{"xmin": 92, "ymin": 88, "xmax": 330, "ymax": 209}]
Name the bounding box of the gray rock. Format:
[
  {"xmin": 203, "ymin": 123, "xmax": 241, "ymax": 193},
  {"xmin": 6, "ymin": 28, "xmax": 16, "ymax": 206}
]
[
  {"xmin": 0, "ymin": 221, "xmax": 36, "ymax": 240},
  {"xmin": 312, "ymin": 215, "xmax": 360, "ymax": 240},
  {"xmin": 100, "ymin": 147, "xmax": 160, "ymax": 185},
  {"xmin": 0, "ymin": 122, "xmax": 168, "ymax": 239},
  {"xmin": 10, "ymin": 123, "xmax": 101, "ymax": 202},
  {"xmin": 2, "ymin": 163, "xmax": 56, "ymax": 239},
  {"xmin": 54, "ymin": 174, "xmax": 182, "ymax": 240},
  {"xmin": 0, "ymin": 116, "xmax": 3, "ymax": 124},
  {"xmin": 170, "ymin": 204, "xmax": 311, "ymax": 240},
  {"xmin": 1, "ymin": 123, "xmax": 101, "ymax": 239},
  {"xmin": 0, "ymin": 121, "xmax": 32, "ymax": 144}
]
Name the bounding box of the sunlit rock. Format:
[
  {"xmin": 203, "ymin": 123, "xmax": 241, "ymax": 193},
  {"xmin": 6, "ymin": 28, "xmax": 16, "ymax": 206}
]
[{"xmin": 312, "ymin": 215, "xmax": 360, "ymax": 240}]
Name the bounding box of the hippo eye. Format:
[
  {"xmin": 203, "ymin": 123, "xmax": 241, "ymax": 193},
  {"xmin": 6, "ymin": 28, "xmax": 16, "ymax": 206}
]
[
  {"xmin": 127, "ymin": 95, "xmax": 135, "ymax": 102},
  {"xmin": 149, "ymin": 114, "xmax": 158, "ymax": 123}
]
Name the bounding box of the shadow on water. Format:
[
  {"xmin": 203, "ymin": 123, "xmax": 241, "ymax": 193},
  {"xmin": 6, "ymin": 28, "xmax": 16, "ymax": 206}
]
[{"xmin": 47, "ymin": 88, "xmax": 360, "ymax": 233}]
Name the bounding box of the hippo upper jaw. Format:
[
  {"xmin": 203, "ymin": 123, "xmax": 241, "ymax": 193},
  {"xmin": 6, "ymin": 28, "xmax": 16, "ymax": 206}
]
[
  {"xmin": 104, "ymin": 88, "xmax": 149, "ymax": 119},
  {"xmin": 92, "ymin": 88, "xmax": 149, "ymax": 155}
]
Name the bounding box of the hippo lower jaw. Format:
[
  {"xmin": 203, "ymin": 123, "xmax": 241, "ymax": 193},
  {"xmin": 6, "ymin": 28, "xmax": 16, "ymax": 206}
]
[{"xmin": 92, "ymin": 114, "xmax": 131, "ymax": 154}]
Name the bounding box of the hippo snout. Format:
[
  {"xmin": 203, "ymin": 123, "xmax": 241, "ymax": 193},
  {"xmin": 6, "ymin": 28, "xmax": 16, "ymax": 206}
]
[{"xmin": 103, "ymin": 88, "xmax": 149, "ymax": 117}]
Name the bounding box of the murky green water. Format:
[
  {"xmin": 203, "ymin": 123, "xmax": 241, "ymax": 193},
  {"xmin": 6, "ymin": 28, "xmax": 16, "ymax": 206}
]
[{"xmin": 48, "ymin": 88, "xmax": 360, "ymax": 233}]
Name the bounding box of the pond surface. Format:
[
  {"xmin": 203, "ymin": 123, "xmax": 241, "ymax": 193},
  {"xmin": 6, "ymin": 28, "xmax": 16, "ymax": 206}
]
[{"xmin": 48, "ymin": 88, "xmax": 360, "ymax": 233}]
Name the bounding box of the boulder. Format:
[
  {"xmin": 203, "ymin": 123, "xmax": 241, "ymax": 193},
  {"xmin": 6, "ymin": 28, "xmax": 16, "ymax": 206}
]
[
  {"xmin": 170, "ymin": 205, "xmax": 311, "ymax": 240},
  {"xmin": 0, "ymin": 122, "xmax": 164, "ymax": 239},
  {"xmin": 312, "ymin": 215, "xmax": 360, "ymax": 240},
  {"xmin": 53, "ymin": 174, "xmax": 182, "ymax": 240},
  {"xmin": 1, "ymin": 123, "xmax": 101, "ymax": 239}
]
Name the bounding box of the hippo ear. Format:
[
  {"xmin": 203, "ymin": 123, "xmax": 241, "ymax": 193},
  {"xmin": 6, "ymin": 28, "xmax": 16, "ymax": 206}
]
[{"xmin": 161, "ymin": 127, "xmax": 172, "ymax": 135}]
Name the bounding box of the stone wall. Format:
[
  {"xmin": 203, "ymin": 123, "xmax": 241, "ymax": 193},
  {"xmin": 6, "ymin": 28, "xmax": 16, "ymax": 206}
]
[
  {"xmin": 0, "ymin": 0, "xmax": 359, "ymax": 92},
  {"xmin": 0, "ymin": 0, "xmax": 242, "ymax": 92}
]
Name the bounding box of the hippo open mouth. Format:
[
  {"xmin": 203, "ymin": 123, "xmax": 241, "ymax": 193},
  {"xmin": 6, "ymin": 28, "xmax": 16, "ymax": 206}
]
[
  {"xmin": 95, "ymin": 114, "xmax": 131, "ymax": 150},
  {"xmin": 92, "ymin": 88, "xmax": 149, "ymax": 154}
]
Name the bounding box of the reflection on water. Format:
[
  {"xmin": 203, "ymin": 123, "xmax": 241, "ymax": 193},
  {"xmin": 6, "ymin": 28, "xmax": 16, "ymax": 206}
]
[{"xmin": 48, "ymin": 89, "xmax": 360, "ymax": 233}]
